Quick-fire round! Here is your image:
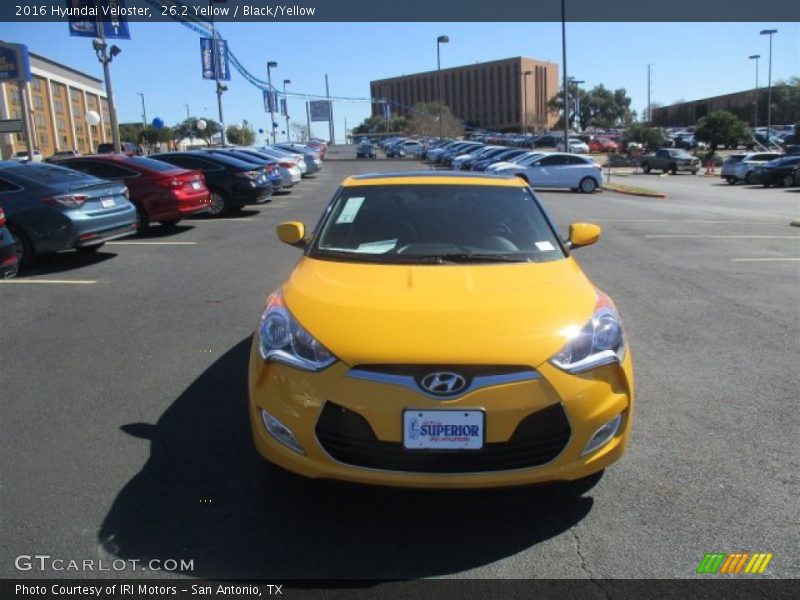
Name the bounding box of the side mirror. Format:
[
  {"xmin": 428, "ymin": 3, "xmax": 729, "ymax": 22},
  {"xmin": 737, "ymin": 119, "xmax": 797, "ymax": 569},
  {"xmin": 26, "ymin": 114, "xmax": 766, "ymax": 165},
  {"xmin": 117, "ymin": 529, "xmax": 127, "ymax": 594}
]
[
  {"xmin": 568, "ymin": 222, "xmax": 602, "ymax": 249},
  {"xmin": 276, "ymin": 221, "xmax": 306, "ymax": 248}
]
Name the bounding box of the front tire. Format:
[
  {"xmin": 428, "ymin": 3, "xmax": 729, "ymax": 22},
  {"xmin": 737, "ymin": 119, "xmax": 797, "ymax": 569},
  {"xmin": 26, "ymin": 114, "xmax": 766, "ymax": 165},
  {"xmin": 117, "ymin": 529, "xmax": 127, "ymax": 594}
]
[
  {"xmin": 781, "ymin": 174, "xmax": 793, "ymax": 188},
  {"xmin": 642, "ymin": 163, "xmax": 651, "ymax": 174},
  {"xmin": 670, "ymin": 163, "xmax": 678, "ymax": 175},
  {"xmin": 744, "ymin": 171, "xmax": 755, "ymax": 185},
  {"xmin": 135, "ymin": 205, "xmax": 149, "ymax": 234},
  {"xmin": 579, "ymin": 177, "xmax": 598, "ymax": 193}
]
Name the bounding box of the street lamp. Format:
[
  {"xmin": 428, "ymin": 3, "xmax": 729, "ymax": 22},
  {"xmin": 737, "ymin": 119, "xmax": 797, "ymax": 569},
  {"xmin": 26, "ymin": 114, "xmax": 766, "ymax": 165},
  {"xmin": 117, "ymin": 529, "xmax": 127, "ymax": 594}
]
[
  {"xmin": 266, "ymin": 61, "xmax": 278, "ymax": 144},
  {"xmin": 136, "ymin": 92, "xmax": 147, "ymax": 129},
  {"xmin": 436, "ymin": 35, "xmax": 449, "ymax": 139},
  {"xmin": 283, "ymin": 79, "xmax": 291, "ymax": 142},
  {"xmin": 92, "ymin": 37, "xmax": 122, "ymax": 153},
  {"xmin": 749, "ymin": 54, "xmax": 760, "ymax": 129},
  {"xmin": 521, "ymin": 70, "xmax": 532, "ymax": 134},
  {"xmin": 759, "ymin": 29, "xmax": 777, "ymax": 142},
  {"xmin": 569, "ymin": 78, "xmax": 584, "ymax": 134}
]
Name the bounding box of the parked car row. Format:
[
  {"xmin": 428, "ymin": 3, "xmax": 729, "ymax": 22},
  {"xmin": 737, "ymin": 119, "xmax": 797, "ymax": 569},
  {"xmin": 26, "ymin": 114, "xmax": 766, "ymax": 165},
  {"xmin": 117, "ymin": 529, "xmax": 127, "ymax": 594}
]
[{"xmin": 0, "ymin": 141, "xmax": 327, "ymax": 276}]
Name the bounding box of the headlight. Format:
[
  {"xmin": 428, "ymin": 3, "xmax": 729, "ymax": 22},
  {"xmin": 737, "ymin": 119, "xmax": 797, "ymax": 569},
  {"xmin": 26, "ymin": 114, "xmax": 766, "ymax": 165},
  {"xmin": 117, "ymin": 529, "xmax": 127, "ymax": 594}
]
[
  {"xmin": 257, "ymin": 290, "xmax": 337, "ymax": 371},
  {"xmin": 550, "ymin": 292, "xmax": 626, "ymax": 374}
]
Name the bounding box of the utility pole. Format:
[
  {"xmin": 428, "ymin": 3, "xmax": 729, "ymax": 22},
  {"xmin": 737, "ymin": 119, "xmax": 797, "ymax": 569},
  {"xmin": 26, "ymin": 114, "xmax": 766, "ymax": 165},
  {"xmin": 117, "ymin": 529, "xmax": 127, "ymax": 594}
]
[
  {"xmin": 137, "ymin": 92, "xmax": 147, "ymax": 128},
  {"xmin": 306, "ymin": 101, "xmax": 311, "ymax": 142},
  {"xmin": 749, "ymin": 54, "xmax": 760, "ymax": 129},
  {"xmin": 92, "ymin": 33, "xmax": 122, "ymax": 153},
  {"xmin": 325, "ymin": 73, "xmax": 334, "ymax": 145},
  {"xmin": 20, "ymin": 82, "xmax": 35, "ymax": 159},
  {"xmin": 560, "ymin": 0, "xmax": 569, "ymax": 152},
  {"xmin": 185, "ymin": 104, "xmax": 190, "ymax": 120}
]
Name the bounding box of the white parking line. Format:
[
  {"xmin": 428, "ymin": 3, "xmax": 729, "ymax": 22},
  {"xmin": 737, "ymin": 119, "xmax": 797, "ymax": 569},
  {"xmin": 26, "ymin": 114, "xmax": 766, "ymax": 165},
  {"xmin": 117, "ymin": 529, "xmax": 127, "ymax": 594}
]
[
  {"xmin": 644, "ymin": 235, "xmax": 800, "ymax": 240},
  {"xmin": 731, "ymin": 258, "xmax": 800, "ymax": 262},
  {"xmin": 0, "ymin": 279, "xmax": 96, "ymax": 285},
  {"xmin": 189, "ymin": 218, "xmax": 255, "ymax": 222},
  {"xmin": 107, "ymin": 241, "xmax": 198, "ymax": 245}
]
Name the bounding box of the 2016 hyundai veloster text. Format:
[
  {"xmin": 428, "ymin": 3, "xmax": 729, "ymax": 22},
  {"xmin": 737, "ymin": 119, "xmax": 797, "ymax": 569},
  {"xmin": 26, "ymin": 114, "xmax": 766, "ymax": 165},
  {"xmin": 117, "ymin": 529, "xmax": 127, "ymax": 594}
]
[{"xmin": 249, "ymin": 172, "xmax": 634, "ymax": 492}]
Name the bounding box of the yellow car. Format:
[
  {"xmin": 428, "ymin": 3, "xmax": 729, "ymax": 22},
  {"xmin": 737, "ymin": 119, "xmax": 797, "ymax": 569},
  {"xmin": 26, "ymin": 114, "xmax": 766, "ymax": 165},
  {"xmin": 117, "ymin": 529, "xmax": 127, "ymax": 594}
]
[{"xmin": 249, "ymin": 172, "xmax": 634, "ymax": 493}]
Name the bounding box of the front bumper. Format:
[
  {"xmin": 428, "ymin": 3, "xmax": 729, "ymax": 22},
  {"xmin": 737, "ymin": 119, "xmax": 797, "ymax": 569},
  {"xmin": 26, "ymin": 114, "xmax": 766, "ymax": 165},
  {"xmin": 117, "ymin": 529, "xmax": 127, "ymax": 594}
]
[{"xmin": 248, "ymin": 338, "xmax": 634, "ymax": 488}]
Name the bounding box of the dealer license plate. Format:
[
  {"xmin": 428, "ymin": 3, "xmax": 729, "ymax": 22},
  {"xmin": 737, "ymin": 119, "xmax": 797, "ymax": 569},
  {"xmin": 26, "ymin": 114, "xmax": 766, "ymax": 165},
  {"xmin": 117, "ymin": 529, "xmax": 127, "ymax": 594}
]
[
  {"xmin": 403, "ymin": 410, "xmax": 484, "ymax": 450},
  {"xmin": 101, "ymin": 198, "xmax": 115, "ymax": 208},
  {"xmin": 191, "ymin": 181, "xmax": 202, "ymax": 190}
]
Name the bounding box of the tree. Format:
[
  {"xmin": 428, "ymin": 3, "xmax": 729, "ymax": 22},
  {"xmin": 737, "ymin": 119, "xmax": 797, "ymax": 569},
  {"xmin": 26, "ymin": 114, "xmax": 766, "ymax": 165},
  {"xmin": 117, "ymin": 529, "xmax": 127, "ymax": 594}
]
[
  {"xmin": 406, "ymin": 102, "xmax": 462, "ymax": 137},
  {"xmin": 548, "ymin": 83, "xmax": 634, "ymax": 130},
  {"xmin": 622, "ymin": 123, "xmax": 668, "ymax": 151},
  {"xmin": 694, "ymin": 111, "xmax": 751, "ymax": 154},
  {"xmin": 172, "ymin": 117, "xmax": 221, "ymax": 147},
  {"xmin": 225, "ymin": 124, "xmax": 256, "ymax": 146},
  {"xmin": 290, "ymin": 122, "xmax": 310, "ymax": 142}
]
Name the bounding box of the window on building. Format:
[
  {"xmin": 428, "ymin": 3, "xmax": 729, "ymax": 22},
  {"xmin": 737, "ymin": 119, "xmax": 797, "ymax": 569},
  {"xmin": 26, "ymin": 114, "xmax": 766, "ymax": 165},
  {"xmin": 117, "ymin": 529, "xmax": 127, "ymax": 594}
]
[
  {"xmin": 54, "ymin": 100, "xmax": 64, "ymax": 114},
  {"xmin": 35, "ymin": 114, "xmax": 46, "ymax": 128},
  {"xmin": 31, "ymin": 78, "xmax": 42, "ymax": 92},
  {"xmin": 9, "ymin": 87, "xmax": 21, "ymax": 105},
  {"xmin": 39, "ymin": 132, "xmax": 49, "ymax": 147},
  {"xmin": 70, "ymin": 88, "xmax": 81, "ymax": 102},
  {"xmin": 56, "ymin": 116, "xmax": 66, "ymax": 131},
  {"xmin": 33, "ymin": 95, "xmax": 44, "ymax": 111}
]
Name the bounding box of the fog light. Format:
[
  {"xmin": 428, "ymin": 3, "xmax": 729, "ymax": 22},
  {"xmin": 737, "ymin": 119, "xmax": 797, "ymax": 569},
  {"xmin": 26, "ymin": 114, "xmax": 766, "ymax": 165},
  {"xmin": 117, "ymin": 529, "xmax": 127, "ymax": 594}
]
[
  {"xmin": 260, "ymin": 409, "xmax": 305, "ymax": 454},
  {"xmin": 582, "ymin": 414, "xmax": 622, "ymax": 456}
]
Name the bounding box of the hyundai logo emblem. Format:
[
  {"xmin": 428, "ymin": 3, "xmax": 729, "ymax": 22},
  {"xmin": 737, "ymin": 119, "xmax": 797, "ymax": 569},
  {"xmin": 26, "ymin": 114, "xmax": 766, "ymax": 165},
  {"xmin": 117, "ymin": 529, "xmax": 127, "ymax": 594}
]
[{"xmin": 420, "ymin": 372, "xmax": 468, "ymax": 396}]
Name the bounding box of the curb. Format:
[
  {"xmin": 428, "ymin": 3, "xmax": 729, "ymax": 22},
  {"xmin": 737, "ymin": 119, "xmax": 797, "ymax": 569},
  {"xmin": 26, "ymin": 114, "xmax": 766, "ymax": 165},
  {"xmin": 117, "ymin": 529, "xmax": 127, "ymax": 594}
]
[{"xmin": 603, "ymin": 185, "xmax": 666, "ymax": 199}]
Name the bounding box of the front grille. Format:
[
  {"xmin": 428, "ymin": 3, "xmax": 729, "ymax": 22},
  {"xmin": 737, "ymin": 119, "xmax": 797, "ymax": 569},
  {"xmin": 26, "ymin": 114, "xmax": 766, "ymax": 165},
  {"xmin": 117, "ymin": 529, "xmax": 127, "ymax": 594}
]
[{"xmin": 315, "ymin": 402, "xmax": 571, "ymax": 473}]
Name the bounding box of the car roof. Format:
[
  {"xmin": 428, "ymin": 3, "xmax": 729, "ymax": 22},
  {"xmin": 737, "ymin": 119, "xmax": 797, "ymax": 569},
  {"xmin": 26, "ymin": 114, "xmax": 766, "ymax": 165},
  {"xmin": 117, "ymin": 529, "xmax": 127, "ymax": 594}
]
[{"xmin": 342, "ymin": 171, "xmax": 525, "ymax": 188}]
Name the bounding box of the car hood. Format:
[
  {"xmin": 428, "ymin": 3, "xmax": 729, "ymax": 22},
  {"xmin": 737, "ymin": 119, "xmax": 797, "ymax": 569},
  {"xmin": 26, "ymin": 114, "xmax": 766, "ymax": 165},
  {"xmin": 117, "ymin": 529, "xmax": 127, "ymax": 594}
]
[{"xmin": 282, "ymin": 256, "xmax": 598, "ymax": 367}]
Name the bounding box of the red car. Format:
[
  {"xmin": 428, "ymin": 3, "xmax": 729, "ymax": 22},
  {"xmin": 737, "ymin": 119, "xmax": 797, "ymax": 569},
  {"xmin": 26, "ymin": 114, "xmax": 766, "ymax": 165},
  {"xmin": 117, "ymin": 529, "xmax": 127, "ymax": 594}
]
[
  {"xmin": 304, "ymin": 140, "xmax": 327, "ymax": 159},
  {"xmin": 56, "ymin": 155, "xmax": 211, "ymax": 231},
  {"xmin": 588, "ymin": 137, "xmax": 619, "ymax": 153},
  {"xmin": 0, "ymin": 207, "xmax": 19, "ymax": 279}
]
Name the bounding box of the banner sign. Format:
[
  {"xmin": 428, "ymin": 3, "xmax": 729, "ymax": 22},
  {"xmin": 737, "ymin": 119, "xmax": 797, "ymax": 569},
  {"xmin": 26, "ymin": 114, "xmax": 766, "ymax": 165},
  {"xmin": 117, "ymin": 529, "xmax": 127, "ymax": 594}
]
[
  {"xmin": 309, "ymin": 100, "xmax": 331, "ymax": 122},
  {"xmin": 280, "ymin": 98, "xmax": 287, "ymax": 117},
  {"xmin": 66, "ymin": 0, "xmax": 131, "ymax": 39},
  {"xmin": 382, "ymin": 102, "xmax": 391, "ymax": 120},
  {"xmin": 263, "ymin": 91, "xmax": 278, "ymax": 113},
  {"xmin": 0, "ymin": 42, "xmax": 31, "ymax": 82},
  {"xmin": 200, "ymin": 37, "xmax": 230, "ymax": 81}
]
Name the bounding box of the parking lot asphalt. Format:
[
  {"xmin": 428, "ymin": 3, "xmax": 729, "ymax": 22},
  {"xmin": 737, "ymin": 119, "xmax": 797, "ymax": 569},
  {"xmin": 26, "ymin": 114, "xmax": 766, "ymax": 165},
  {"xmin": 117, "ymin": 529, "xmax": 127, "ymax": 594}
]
[{"xmin": 1, "ymin": 148, "xmax": 798, "ymax": 580}]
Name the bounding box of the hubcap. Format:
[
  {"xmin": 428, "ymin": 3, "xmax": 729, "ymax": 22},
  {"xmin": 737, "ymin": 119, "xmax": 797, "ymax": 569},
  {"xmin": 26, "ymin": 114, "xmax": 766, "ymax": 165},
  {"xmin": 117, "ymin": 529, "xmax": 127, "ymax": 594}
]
[
  {"xmin": 209, "ymin": 193, "xmax": 224, "ymax": 215},
  {"xmin": 582, "ymin": 179, "xmax": 595, "ymax": 192}
]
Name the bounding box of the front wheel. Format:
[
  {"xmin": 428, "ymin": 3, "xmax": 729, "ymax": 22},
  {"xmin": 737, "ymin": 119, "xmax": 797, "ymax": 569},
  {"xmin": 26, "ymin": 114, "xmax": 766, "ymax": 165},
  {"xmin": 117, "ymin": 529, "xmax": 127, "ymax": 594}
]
[
  {"xmin": 579, "ymin": 176, "xmax": 598, "ymax": 193},
  {"xmin": 781, "ymin": 174, "xmax": 794, "ymax": 188},
  {"xmin": 726, "ymin": 177, "xmax": 736, "ymax": 184},
  {"xmin": 670, "ymin": 163, "xmax": 678, "ymax": 175},
  {"xmin": 642, "ymin": 163, "xmax": 651, "ymax": 174},
  {"xmin": 744, "ymin": 171, "xmax": 755, "ymax": 185}
]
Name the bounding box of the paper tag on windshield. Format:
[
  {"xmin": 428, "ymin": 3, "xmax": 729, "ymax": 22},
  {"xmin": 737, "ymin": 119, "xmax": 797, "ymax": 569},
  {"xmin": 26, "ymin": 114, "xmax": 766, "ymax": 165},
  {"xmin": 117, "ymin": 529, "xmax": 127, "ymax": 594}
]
[
  {"xmin": 336, "ymin": 197, "xmax": 365, "ymax": 224},
  {"xmin": 535, "ymin": 241, "xmax": 556, "ymax": 251}
]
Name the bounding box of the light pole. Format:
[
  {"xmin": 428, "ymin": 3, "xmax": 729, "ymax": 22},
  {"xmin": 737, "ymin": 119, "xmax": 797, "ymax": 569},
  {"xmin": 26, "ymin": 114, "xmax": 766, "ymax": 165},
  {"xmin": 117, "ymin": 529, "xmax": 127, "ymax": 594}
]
[
  {"xmin": 266, "ymin": 61, "xmax": 278, "ymax": 144},
  {"xmin": 184, "ymin": 104, "xmax": 190, "ymax": 120},
  {"xmin": 760, "ymin": 29, "xmax": 777, "ymax": 141},
  {"xmin": 436, "ymin": 35, "xmax": 449, "ymax": 139},
  {"xmin": 92, "ymin": 37, "xmax": 122, "ymax": 153},
  {"xmin": 749, "ymin": 54, "xmax": 760, "ymax": 129},
  {"xmin": 522, "ymin": 70, "xmax": 532, "ymax": 134},
  {"xmin": 560, "ymin": 0, "xmax": 569, "ymax": 152},
  {"xmin": 283, "ymin": 79, "xmax": 291, "ymax": 142},
  {"xmin": 647, "ymin": 64, "xmax": 652, "ymax": 124},
  {"xmin": 136, "ymin": 92, "xmax": 147, "ymax": 128},
  {"xmin": 570, "ymin": 78, "xmax": 584, "ymax": 134}
]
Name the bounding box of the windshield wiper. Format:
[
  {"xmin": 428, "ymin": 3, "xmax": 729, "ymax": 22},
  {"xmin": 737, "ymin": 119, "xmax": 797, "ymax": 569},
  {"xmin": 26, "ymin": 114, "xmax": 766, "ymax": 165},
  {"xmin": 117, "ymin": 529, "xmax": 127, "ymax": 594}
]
[{"xmin": 409, "ymin": 253, "xmax": 530, "ymax": 264}]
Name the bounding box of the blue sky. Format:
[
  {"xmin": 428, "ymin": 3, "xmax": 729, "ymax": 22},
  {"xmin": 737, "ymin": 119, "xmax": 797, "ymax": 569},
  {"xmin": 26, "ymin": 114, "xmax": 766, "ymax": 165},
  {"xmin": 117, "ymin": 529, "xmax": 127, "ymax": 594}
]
[{"xmin": 3, "ymin": 21, "xmax": 799, "ymax": 142}]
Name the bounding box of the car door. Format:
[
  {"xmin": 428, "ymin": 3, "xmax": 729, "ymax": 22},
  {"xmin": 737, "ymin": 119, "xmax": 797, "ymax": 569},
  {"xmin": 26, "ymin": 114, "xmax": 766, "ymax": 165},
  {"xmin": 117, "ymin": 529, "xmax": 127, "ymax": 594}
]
[{"xmin": 527, "ymin": 154, "xmax": 569, "ymax": 187}]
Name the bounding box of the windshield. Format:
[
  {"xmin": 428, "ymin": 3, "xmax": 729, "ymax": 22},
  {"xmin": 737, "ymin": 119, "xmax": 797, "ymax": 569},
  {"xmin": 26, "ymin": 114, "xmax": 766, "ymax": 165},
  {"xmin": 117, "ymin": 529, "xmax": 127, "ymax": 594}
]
[{"xmin": 310, "ymin": 184, "xmax": 565, "ymax": 264}]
